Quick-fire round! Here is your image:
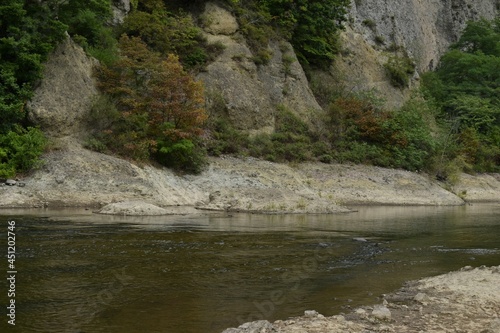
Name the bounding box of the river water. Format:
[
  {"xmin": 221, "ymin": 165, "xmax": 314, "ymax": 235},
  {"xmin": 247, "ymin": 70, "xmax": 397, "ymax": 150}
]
[{"xmin": 1, "ymin": 204, "xmax": 499, "ymax": 333}]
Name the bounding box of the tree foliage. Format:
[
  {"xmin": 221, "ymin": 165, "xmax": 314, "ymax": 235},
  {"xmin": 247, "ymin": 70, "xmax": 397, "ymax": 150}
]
[
  {"xmin": 258, "ymin": 0, "xmax": 349, "ymax": 67},
  {"xmin": 0, "ymin": 0, "xmax": 66, "ymax": 177},
  {"xmin": 224, "ymin": 0, "xmax": 349, "ymax": 68},
  {"xmin": 94, "ymin": 35, "xmax": 207, "ymax": 172},
  {"xmin": 121, "ymin": 0, "xmax": 209, "ymax": 69},
  {"xmin": 422, "ymin": 18, "xmax": 500, "ymax": 172}
]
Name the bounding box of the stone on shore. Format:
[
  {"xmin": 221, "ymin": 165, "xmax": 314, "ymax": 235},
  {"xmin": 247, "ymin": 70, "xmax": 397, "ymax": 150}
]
[{"xmin": 95, "ymin": 201, "xmax": 172, "ymax": 216}]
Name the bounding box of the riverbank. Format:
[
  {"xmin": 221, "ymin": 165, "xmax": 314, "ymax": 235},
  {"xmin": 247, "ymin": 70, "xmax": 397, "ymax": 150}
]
[
  {"xmin": 222, "ymin": 265, "xmax": 500, "ymax": 333},
  {"xmin": 0, "ymin": 138, "xmax": 499, "ymax": 212}
]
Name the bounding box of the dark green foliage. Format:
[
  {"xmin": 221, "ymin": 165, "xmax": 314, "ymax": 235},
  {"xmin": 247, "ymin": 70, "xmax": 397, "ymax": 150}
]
[
  {"xmin": 52, "ymin": 0, "xmax": 119, "ymax": 65},
  {"xmin": 0, "ymin": 0, "xmax": 66, "ymax": 132},
  {"xmin": 259, "ymin": 0, "xmax": 349, "ymax": 67},
  {"xmin": 206, "ymin": 119, "xmax": 250, "ymax": 156},
  {"xmin": 247, "ymin": 106, "xmax": 317, "ymax": 162},
  {"xmin": 0, "ymin": 127, "xmax": 47, "ymax": 178},
  {"xmin": 0, "ymin": 0, "xmax": 67, "ymax": 176},
  {"xmin": 225, "ymin": 0, "xmax": 349, "ymax": 68},
  {"xmin": 207, "ymin": 104, "xmax": 330, "ymax": 163},
  {"xmin": 327, "ymin": 95, "xmax": 437, "ymax": 171},
  {"xmin": 422, "ymin": 18, "xmax": 500, "ymax": 172},
  {"xmin": 121, "ymin": 0, "xmax": 210, "ymax": 69},
  {"xmin": 155, "ymin": 138, "xmax": 207, "ymax": 174}
]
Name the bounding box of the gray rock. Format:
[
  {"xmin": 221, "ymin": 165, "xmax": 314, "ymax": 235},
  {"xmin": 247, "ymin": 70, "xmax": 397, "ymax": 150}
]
[
  {"xmin": 304, "ymin": 310, "xmax": 319, "ymax": 317},
  {"xmin": 27, "ymin": 34, "xmax": 98, "ymax": 138},
  {"xmin": 222, "ymin": 320, "xmax": 273, "ymax": 333},
  {"xmin": 111, "ymin": 0, "xmax": 130, "ymax": 24},
  {"xmin": 5, "ymin": 179, "xmax": 16, "ymax": 186},
  {"xmin": 371, "ymin": 305, "xmax": 391, "ymax": 321},
  {"xmin": 202, "ymin": 2, "xmax": 238, "ymax": 35},
  {"xmin": 95, "ymin": 201, "xmax": 172, "ymax": 216},
  {"xmin": 198, "ymin": 29, "xmax": 323, "ymax": 134},
  {"xmin": 414, "ymin": 292, "xmax": 430, "ymax": 304}
]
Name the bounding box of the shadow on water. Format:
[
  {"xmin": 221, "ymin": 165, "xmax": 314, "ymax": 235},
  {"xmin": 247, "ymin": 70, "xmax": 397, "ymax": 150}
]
[{"xmin": 0, "ymin": 204, "xmax": 499, "ymax": 332}]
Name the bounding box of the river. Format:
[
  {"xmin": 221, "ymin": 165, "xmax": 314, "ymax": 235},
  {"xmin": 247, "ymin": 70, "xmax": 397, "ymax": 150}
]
[{"xmin": 1, "ymin": 204, "xmax": 499, "ymax": 333}]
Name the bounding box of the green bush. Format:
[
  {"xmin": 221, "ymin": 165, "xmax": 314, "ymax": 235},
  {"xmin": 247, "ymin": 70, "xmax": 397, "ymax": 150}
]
[
  {"xmin": 155, "ymin": 138, "xmax": 207, "ymax": 174},
  {"xmin": 327, "ymin": 94, "xmax": 438, "ymax": 171},
  {"xmin": 0, "ymin": 127, "xmax": 47, "ymax": 178},
  {"xmin": 258, "ymin": 0, "xmax": 350, "ymax": 68},
  {"xmin": 121, "ymin": 1, "xmax": 209, "ymax": 69}
]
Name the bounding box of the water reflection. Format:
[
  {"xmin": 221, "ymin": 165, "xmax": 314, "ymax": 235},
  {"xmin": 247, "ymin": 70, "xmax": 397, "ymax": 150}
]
[{"xmin": 0, "ymin": 204, "xmax": 499, "ymax": 333}]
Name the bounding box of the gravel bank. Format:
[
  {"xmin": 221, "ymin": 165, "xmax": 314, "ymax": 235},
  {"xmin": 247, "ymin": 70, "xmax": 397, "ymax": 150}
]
[{"xmin": 223, "ymin": 265, "xmax": 500, "ymax": 333}]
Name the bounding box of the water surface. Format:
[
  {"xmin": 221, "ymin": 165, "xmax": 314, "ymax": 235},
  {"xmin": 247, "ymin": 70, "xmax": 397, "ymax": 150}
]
[{"xmin": 1, "ymin": 204, "xmax": 499, "ymax": 332}]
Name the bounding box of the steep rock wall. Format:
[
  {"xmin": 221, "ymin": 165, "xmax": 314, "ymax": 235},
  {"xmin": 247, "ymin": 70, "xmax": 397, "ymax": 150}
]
[
  {"xmin": 334, "ymin": 0, "xmax": 499, "ymax": 108},
  {"xmin": 27, "ymin": 35, "xmax": 98, "ymax": 137},
  {"xmin": 197, "ymin": 2, "xmax": 323, "ymax": 133}
]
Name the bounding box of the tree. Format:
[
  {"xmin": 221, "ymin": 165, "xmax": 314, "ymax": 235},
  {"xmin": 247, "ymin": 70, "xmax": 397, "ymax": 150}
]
[
  {"xmin": 94, "ymin": 35, "xmax": 207, "ymax": 172},
  {"xmin": 259, "ymin": 0, "xmax": 350, "ymax": 67},
  {"xmin": 422, "ymin": 18, "xmax": 500, "ymax": 172}
]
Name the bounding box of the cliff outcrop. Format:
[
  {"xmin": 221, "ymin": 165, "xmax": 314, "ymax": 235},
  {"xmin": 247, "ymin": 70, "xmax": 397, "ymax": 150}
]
[
  {"xmin": 27, "ymin": 34, "xmax": 98, "ymax": 138},
  {"xmin": 197, "ymin": 2, "xmax": 324, "ymax": 133},
  {"xmin": 334, "ymin": 0, "xmax": 499, "ymax": 108}
]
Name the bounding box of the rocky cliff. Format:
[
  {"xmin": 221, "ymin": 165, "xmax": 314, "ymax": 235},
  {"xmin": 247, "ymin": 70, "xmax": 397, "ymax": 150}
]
[
  {"xmin": 334, "ymin": 0, "xmax": 499, "ymax": 108},
  {"xmin": 197, "ymin": 3, "xmax": 323, "ymax": 133},
  {"xmin": 196, "ymin": 0, "xmax": 499, "ymax": 120},
  {"xmin": 2, "ymin": 0, "xmax": 499, "ymax": 212}
]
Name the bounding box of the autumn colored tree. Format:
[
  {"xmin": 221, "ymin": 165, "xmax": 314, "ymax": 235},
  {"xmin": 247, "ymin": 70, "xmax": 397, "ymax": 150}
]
[{"xmin": 94, "ymin": 35, "xmax": 207, "ymax": 172}]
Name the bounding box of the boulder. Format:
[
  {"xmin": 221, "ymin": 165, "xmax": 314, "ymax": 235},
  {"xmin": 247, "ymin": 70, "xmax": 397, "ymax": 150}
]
[{"xmin": 371, "ymin": 305, "xmax": 391, "ymax": 321}]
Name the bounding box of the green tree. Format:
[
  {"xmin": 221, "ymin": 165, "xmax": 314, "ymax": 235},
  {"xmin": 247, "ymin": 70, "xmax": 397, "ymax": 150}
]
[
  {"xmin": 422, "ymin": 18, "xmax": 500, "ymax": 172},
  {"xmin": 258, "ymin": 0, "xmax": 350, "ymax": 67},
  {"xmin": 0, "ymin": 0, "xmax": 66, "ymax": 132}
]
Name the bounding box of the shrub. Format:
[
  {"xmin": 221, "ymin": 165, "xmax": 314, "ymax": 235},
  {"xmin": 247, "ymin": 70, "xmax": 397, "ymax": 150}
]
[
  {"xmin": 384, "ymin": 54, "xmax": 415, "ymax": 88},
  {"xmin": 328, "ymin": 95, "xmax": 437, "ymax": 171},
  {"xmin": 121, "ymin": 1, "xmax": 208, "ymax": 69},
  {"xmin": 0, "ymin": 127, "xmax": 47, "ymax": 178}
]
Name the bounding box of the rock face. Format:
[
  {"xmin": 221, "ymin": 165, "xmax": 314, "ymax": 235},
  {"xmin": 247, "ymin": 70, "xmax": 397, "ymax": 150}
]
[
  {"xmin": 334, "ymin": 0, "xmax": 499, "ymax": 108},
  {"xmin": 27, "ymin": 35, "xmax": 98, "ymax": 137},
  {"xmin": 198, "ymin": 2, "xmax": 323, "ymax": 133},
  {"xmin": 111, "ymin": 0, "xmax": 131, "ymax": 24}
]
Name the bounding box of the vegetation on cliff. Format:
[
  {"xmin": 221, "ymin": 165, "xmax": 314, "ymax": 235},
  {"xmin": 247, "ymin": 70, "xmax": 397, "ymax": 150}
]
[
  {"xmin": 0, "ymin": 0, "xmax": 66, "ymax": 177},
  {"xmin": 0, "ymin": 0, "xmax": 498, "ymax": 177},
  {"xmin": 422, "ymin": 18, "xmax": 500, "ymax": 173}
]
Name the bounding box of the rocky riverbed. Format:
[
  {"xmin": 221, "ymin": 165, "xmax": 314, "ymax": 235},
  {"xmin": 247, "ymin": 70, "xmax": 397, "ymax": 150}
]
[
  {"xmin": 223, "ymin": 265, "xmax": 500, "ymax": 333},
  {"xmin": 0, "ymin": 138, "xmax": 499, "ymax": 213}
]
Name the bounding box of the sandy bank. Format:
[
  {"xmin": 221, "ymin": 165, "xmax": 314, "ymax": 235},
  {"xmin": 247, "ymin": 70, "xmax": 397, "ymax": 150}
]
[
  {"xmin": 222, "ymin": 265, "xmax": 500, "ymax": 333},
  {"xmin": 0, "ymin": 139, "xmax": 499, "ymax": 212}
]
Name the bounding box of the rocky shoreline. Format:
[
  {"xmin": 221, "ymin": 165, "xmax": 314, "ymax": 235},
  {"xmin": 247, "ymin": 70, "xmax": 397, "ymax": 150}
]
[
  {"xmin": 222, "ymin": 265, "xmax": 500, "ymax": 333},
  {"xmin": 0, "ymin": 138, "xmax": 499, "ymax": 213}
]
